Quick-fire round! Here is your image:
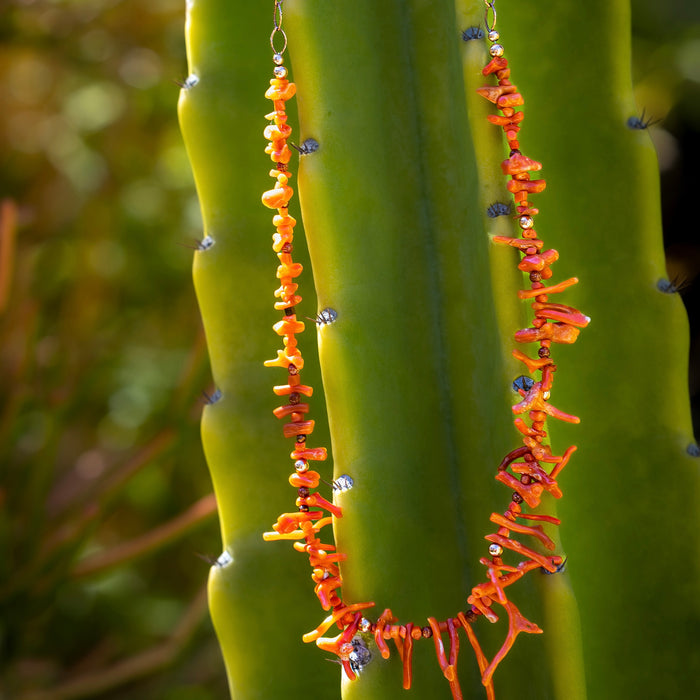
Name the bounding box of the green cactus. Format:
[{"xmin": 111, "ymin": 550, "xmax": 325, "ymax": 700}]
[{"xmin": 178, "ymin": 1, "xmax": 697, "ymax": 699}]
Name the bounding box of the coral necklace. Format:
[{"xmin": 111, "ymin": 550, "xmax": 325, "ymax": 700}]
[{"xmin": 260, "ymin": 1, "xmax": 589, "ymax": 698}]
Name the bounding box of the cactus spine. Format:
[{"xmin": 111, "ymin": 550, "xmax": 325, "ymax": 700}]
[{"xmin": 179, "ymin": 1, "xmax": 697, "ymax": 699}]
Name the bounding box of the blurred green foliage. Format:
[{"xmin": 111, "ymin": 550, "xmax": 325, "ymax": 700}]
[
  {"xmin": 0, "ymin": 0, "xmax": 697, "ymax": 699},
  {"xmin": 0, "ymin": 1, "xmax": 225, "ymax": 698}
]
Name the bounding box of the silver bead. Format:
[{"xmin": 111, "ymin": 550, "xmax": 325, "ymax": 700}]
[
  {"xmin": 295, "ymin": 459, "xmax": 308, "ymax": 472},
  {"xmin": 489, "ymin": 543, "xmax": 503, "ymax": 557},
  {"xmin": 489, "ymin": 43, "xmax": 504, "ymax": 58},
  {"xmin": 273, "ymin": 65, "xmax": 288, "ymax": 78},
  {"xmin": 359, "ymin": 617, "xmax": 372, "ymax": 633},
  {"xmin": 273, "ymin": 53, "xmax": 284, "ymax": 65},
  {"xmin": 488, "ymin": 30, "xmax": 500, "ymax": 42},
  {"xmin": 519, "ymin": 215, "xmax": 534, "ymax": 229}
]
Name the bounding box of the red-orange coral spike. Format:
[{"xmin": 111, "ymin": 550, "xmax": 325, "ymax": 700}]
[
  {"xmin": 486, "ymin": 533, "xmax": 559, "ymax": 572},
  {"xmin": 314, "ymin": 612, "xmax": 363, "ymax": 679},
  {"xmin": 487, "ymin": 110, "xmax": 524, "ymax": 127},
  {"xmin": 290, "ymin": 446, "xmax": 328, "ymax": 461},
  {"xmin": 269, "ymin": 510, "xmax": 325, "ymax": 535},
  {"xmin": 482, "ymin": 56, "xmax": 509, "ymax": 75},
  {"xmin": 272, "ymin": 316, "xmax": 305, "ymax": 336},
  {"xmin": 532, "ymin": 301, "xmax": 591, "ymax": 327},
  {"xmin": 497, "ymin": 445, "xmax": 530, "ymax": 471},
  {"xmin": 507, "ymin": 178, "xmax": 546, "ymax": 195},
  {"xmin": 501, "ymin": 153, "xmax": 542, "ymax": 175},
  {"xmin": 476, "ymin": 84, "xmax": 518, "ymax": 103},
  {"xmin": 276, "ymin": 259, "xmax": 303, "ymax": 280},
  {"xmin": 288, "ymin": 470, "xmax": 320, "ymax": 488},
  {"xmin": 273, "ymin": 382, "xmax": 313, "ymax": 396},
  {"xmin": 282, "ymin": 420, "xmax": 315, "ymax": 438},
  {"xmin": 314, "ymin": 574, "xmax": 343, "ymax": 610},
  {"xmin": 306, "ymin": 492, "xmax": 343, "ymax": 518},
  {"xmin": 489, "ymin": 512, "xmax": 556, "ymax": 550},
  {"xmin": 373, "ymin": 609, "xmax": 395, "ymax": 660},
  {"xmin": 497, "ymin": 93, "xmax": 524, "ymax": 108},
  {"xmin": 273, "ymin": 402, "xmax": 309, "ymax": 419},
  {"xmin": 402, "ymin": 622, "xmax": 415, "ymax": 689},
  {"xmin": 264, "ymin": 79, "xmax": 296, "ymax": 102},
  {"xmin": 549, "ymin": 444, "xmax": 577, "ymax": 479},
  {"xmin": 515, "ymin": 321, "xmax": 580, "ymax": 345},
  {"xmin": 482, "ymin": 600, "xmax": 542, "ymax": 687},
  {"xmin": 458, "ymin": 613, "xmax": 495, "ymax": 699},
  {"xmin": 518, "ymin": 248, "xmax": 558, "ymax": 272},
  {"xmin": 427, "ymin": 617, "xmax": 463, "ymax": 700},
  {"xmin": 303, "ymin": 602, "xmax": 375, "ymax": 644},
  {"xmin": 512, "ymin": 348, "xmax": 553, "ymax": 373},
  {"xmin": 518, "ymin": 277, "xmax": 579, "ymax": 299},
  {"xmin": 493, "ymin": 235, "xmax": 544, "ymax": 251},
  {"xmin": 262, "ymin": 183, "xmax": 294, "ymax": 209}
]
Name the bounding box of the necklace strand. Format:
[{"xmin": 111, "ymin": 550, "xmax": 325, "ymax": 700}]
[{"xmin": 261, "ymin": 2, "xmax": 589, "ymax": 696}]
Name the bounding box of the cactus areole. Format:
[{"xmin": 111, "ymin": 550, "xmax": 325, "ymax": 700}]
[{"xmin": 260, "ymin": 2, "xmax": 589, "ymax": 698}]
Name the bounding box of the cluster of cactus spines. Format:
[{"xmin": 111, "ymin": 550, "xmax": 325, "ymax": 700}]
[
  {"xmin": 260, "ymin": 2, "xmax": 591, "ymax": 698},
  {"xmin": 180, "ymin": 1, "xmax": 697, "ymax": 698}
]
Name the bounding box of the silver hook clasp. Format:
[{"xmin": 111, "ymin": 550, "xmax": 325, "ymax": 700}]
[
  {"xmin": 484, "ymin": 1, "xmax": 497, "ymax": 34},
  {"xmin": 270, "ymin": 0, "xmax": 288, "ymax": 57}
]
